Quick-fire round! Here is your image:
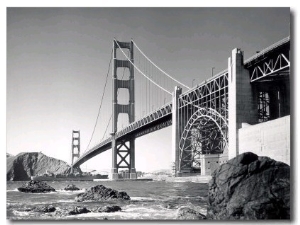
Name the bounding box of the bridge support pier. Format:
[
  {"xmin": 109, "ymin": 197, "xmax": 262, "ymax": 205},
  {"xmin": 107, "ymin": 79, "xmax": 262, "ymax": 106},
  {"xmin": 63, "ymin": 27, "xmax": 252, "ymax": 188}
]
[
  {"xmin": 111, "ymin": 133, "xmax": 119, "ymax": 180},
  {"xmin": 172, "ymin": 86, "xmax": 182, "ymax": 177},
  {"xmin": 228, "ymin": 48, "xmax": 258, "ymax": 160},
  {"xmin": 111, "ymin": 40, "xmax": 137, "ymax": 180}
]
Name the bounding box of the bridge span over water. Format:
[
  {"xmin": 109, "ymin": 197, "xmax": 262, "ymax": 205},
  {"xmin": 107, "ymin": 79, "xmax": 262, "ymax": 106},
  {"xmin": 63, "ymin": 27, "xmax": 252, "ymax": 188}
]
[{"xmin": 72, "ymin": 37, "xmax": 290, "ymax": 179}]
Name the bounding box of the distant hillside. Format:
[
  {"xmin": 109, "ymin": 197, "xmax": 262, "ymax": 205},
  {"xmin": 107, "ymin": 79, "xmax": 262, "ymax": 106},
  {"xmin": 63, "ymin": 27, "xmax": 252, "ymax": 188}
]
[
  {"xmin": 7, "ymin": 152, "xmax": 76, "ymax": 181},
  {"xmin": 150, "ymin": 169, "xmax": 172, "ymax": 175}
]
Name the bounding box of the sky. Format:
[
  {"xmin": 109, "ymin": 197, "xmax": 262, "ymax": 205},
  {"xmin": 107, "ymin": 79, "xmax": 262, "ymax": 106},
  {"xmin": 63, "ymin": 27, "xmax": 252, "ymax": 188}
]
[{"xmin": 6, "ymin": 7, "xmax": 290, "ymax": 173}]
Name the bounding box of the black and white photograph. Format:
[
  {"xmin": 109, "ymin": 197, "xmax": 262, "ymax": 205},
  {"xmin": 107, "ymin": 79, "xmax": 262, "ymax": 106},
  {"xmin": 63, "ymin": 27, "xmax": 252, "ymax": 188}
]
[{"xmin": 6, "ymin": 7, "xmax": 291, "ymax": 221}]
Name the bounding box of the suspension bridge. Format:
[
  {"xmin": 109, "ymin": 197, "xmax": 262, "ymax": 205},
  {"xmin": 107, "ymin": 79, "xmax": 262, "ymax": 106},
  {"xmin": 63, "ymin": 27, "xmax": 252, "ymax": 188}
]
[{"xmin": 71, "ymin": 36, "xmax": 290, "ymax": 179}]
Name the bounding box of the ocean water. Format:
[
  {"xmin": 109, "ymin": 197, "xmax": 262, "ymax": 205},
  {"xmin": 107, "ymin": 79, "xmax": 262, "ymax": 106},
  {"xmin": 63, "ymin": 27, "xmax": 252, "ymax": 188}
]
[{"xmin": 7, "ymin": 180, "xmax": 208, "ymax": 220}]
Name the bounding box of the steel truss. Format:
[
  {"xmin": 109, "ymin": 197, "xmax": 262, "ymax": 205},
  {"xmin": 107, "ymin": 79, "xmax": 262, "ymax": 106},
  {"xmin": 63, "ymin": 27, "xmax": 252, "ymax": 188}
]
[
  {"xmin": 116, "ymin": 140, "xmax": 132, "ymax": 169},
  {"xmin": 116, "ymin": 103, "xmax": 172, "ymax": 138},
  {"xmin": 244, "ymin": 37, "xmax": 290, "ymax": 83},
  {"xmin": 135, "ymin": 119, "xmax": 172, "ymax": 138},
  {"xmin": 178, "ymin": 72, "xmax": 228, "ymax": 172},
  {"xmin": 258, "ymin": 91, "xmax": 270, "ymax": 122},
  {"xmin": 249, "ymin": 53, "xmax": 290, "ymax": 82}
]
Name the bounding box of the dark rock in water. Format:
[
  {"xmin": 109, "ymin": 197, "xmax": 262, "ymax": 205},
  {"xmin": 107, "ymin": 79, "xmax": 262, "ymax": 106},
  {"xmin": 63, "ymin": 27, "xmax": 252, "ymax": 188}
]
[
  {"xmin": 97, "ymin": 205, "xmax": 122, "ymax": 213},
  {"xmin": 75, "ymin": 184, "xmax": 130, "ymax": 202},
  {"xmin": 33, "ymin": 205, "xmax": 56, "ymax": 213},
  {"xmin": 176, "ymin": 207, "xmax": 207, "ymax": 220},
  {"xmin": 207, "ymin": 152, "xmax": 290, "ymax": 220},
  {"xmin": 64, "ymin": 184, "xmax": 80, "ymax": 191},
  {"xmin": 18, "ymin": 205, "xmax": 56, "ymax": 213},
  {"xmin": 17, "ymin": 180, "xmax": 55, "ymax": 193},
  {"xmin": 68, "ymin": 206, "xmax": 91, "ymax": 215},
  {"xmin": 6, "ymin": 152, "xmax": 81, "ymax": 181}
]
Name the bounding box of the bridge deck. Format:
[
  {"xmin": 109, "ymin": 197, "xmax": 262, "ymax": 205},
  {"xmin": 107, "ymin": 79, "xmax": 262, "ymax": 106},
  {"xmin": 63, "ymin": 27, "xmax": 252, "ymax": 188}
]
[
  {"xmin": 73, "ymin": 36, "xmax": 290, "ymax": 168},
  {"xmin": 73, "ymin": 103, "xmax": 172, "ymax": 167}
]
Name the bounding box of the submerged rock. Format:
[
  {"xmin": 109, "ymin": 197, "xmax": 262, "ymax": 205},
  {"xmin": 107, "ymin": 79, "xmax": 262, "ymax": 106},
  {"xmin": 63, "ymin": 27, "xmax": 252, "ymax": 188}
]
[
  {"xmin": 75, "ymin": 184, "xmax": 130, "ymax": 202},
  {"xmin": 64, "ymin": 184, "xmax": 80, "ymax": 191},
  {"xmin": 17, "ymin": 180, "xmax": 55, "ymax": 193},
  {"xmin": 176, "ymin": 207, "xmax": 207, "ymax": 220},
  {"xmin": 97, "ymin": 205, "xmax": 122, "ymax": 213},
  {"xmin": 207, "ymin": 152, "xmax": 290, "ymax": 220},
  {"xmin": 68, "ymin": 206, "xmax": 90, "ymax": 215}
]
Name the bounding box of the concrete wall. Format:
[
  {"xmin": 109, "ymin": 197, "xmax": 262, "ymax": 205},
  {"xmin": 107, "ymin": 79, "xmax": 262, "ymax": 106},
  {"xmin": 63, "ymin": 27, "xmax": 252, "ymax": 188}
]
[
  {"xmin": 238, "ymin": 116, "xmax": 290, "ymax": 165},
  {"xmin": 200, "ymin": 154, "xmax": 228, "ymax": 175}
]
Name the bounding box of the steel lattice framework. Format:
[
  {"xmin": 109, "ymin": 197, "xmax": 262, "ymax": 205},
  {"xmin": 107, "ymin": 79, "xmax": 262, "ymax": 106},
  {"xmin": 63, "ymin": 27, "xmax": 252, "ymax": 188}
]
[
  {"xmin": 178, "ymin": 107, "xmax": 228, "ymax": 170},
  {"xmin": 245, "ymin": 37, "xmax": 290, "ymax": 83},
  {"xmin": 178, "ymin": 71, "xmax": 228, "ymax": 172}
]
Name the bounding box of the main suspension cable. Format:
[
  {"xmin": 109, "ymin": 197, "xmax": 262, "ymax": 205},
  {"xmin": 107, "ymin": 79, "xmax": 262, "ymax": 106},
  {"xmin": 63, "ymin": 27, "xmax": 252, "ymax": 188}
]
[
  {"xmin": 132, "ymin": 40, "xmax": 191, "ymax": 89},
  {"xmin": 84, "ymin": 48, "xmax": 113, "ymax": 153},
  {"xmin": 114, "ymin": 39, "xmax": 172, "ymax": 95}
]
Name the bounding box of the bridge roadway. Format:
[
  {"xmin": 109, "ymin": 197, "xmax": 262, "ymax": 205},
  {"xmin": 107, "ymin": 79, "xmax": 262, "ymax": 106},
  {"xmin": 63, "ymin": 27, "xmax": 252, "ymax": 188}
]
[
  {"xmin": 73, "ymin": 103, "xmax": 172, "ymax": 167},
  {"xmin": 73, "ymin": 36, "xmax": 290, "ymax": 168}
]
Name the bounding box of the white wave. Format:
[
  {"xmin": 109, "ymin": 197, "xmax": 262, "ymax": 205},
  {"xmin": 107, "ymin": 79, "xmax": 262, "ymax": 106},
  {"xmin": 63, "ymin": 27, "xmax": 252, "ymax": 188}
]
[
  {"xmin": 130, "ymin": 197, "xmax": 156, "ymax": 201},
  {"xmin": 56, "ymin": 189, "xmax": 85, "ymax": 194},
  {"xmin": 13, "ymin": 210, "xmax": 32, "ymax": 216},
  {"xmin": 7, "ymin": 188, "xmax": 19, "ymax": 192},
  {"xmin": 55, "ymin": 199, "xmax": 75, "ymax": 203}
]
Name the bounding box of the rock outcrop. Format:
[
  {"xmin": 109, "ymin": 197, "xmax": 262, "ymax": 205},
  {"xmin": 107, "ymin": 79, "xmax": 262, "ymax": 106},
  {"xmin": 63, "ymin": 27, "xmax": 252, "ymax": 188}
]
[
  {"xmin": 64, "ymin": 184, "xmax": 80, "ymax": 191},
  {"xmin": 207, "ymin": 152, "xmax": 290, "ymax": 220},
  {"xmin": 7, "ymin": 152, "xmax": 78, "ymax": 181},
  {"xmin": 68, "ymin": 206, "xmax": 91, "ymax": 215},
  {"xmin": 97, "ymin": 205, "xmax": 122, "ymax": 213},
  {"xmin": 176, "ymin": 207, "xmax": 207, "ymax": 220},
  {"xmin": 75, "ymin": 185, "xmax": 130, "ymax": 202},
  {"xmin": 18, "ymin": 180, "xmax": 55, "ymax": 193},
  {"xmin": 19, "ymin": 205, "xmax": 56, "ymax": 213}
]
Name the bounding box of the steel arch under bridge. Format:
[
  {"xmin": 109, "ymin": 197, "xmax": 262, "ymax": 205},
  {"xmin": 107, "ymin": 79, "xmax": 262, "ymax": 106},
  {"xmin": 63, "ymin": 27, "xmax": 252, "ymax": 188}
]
[{"xmin": 178, "ymin": 106, "xmax": 228, "ymax": 172}]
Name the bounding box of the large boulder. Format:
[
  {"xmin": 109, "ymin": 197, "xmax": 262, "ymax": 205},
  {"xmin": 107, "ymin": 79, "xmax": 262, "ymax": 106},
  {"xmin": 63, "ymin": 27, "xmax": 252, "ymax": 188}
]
[
  {"xmin": 64, "ymin": 184, "xmax": 80, "ymax": 191},
  {"xmin": 7, "ymin": 152, "xmax": 80, "ymax": 181},
  {"xmin": 75, "ymin": 185, "xmax": 130, "ymax": 202},
  {"xmin": 18, "ymin": 180, "xmax": 55, "ymax": 193},
  {"xmin": 176, "ymin": 207, "xmax": 207, "ymax": 220},
  {"xmin": 207, "ymin": 152, "xmax": 290, "ymax": 220}
]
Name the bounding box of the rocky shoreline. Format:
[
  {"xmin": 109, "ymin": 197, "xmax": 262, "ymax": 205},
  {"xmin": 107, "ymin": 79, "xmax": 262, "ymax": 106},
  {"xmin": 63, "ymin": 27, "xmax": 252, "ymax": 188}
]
[{"xmin": 13, "ymin": 152, "xmax": 290, "ymax": 220}]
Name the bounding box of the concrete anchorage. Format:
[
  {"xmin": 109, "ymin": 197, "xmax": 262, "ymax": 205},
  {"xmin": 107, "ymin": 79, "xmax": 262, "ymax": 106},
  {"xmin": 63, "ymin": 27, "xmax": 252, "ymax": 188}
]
[{"xmin": 111, "ymin": 40, "xmax": 136, "ymax": 180}]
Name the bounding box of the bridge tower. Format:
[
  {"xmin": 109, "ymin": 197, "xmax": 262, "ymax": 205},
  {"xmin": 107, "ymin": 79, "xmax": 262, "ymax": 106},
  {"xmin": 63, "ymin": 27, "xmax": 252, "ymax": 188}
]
[
  {"xmin": 111, "ymin": 40, "xmax": 136, "ymax": 180},
  {"xmin": 71, "ymin": 130, "xmax": 80, "ymax": 173}
]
